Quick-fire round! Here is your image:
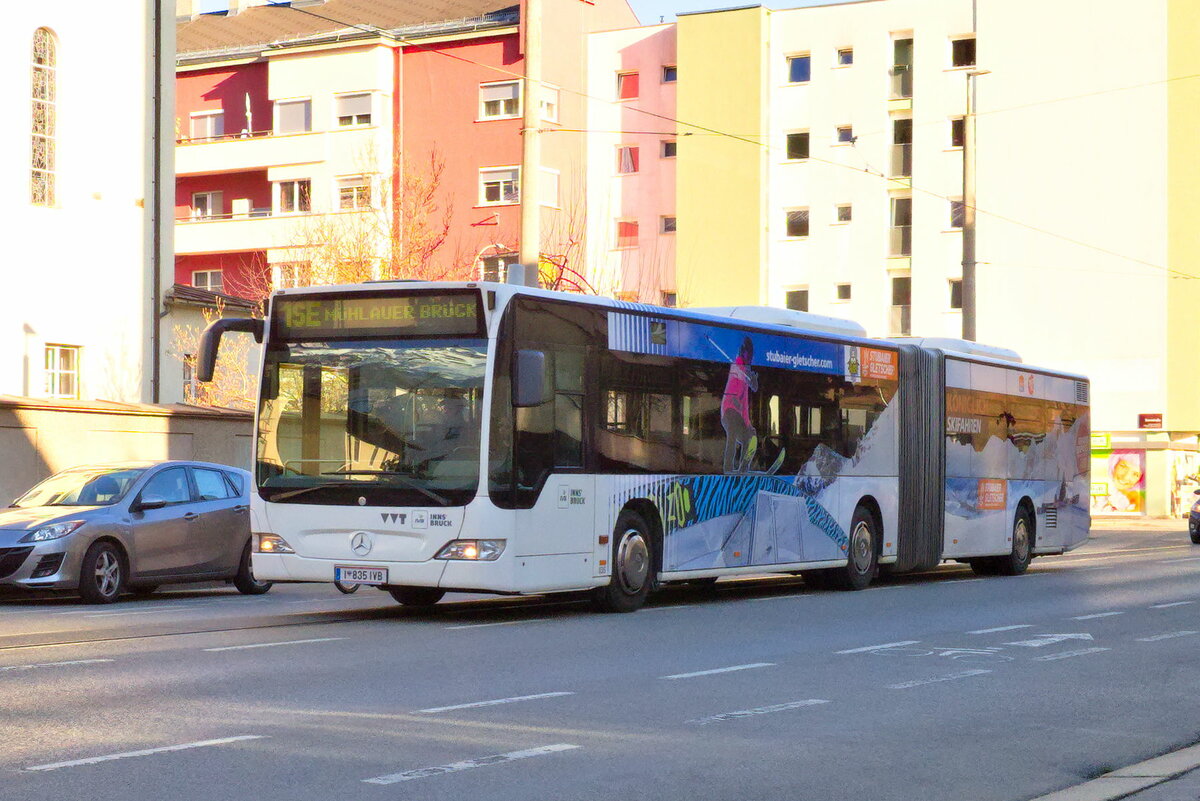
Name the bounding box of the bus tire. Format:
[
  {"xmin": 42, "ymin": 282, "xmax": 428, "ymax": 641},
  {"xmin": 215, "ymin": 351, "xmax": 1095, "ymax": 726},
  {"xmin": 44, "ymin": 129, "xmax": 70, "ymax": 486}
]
[
  {"xmin": 591, "ymin": 510, "xmax": 655, "ymax": 613},
  {"xmin": 995, "ymin": 507, "xmax": 1034, "ymax": 576},
  {"xmin": 388, "ymin": 586, "xmax": 446, "ymax": 607},
  {"xmin": 831, "ymin": 506, "xmax": 878, "ymax": 591}
]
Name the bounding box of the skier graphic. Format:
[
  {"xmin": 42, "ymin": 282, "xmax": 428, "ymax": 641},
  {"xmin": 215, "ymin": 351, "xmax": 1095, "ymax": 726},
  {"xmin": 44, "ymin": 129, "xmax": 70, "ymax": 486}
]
[{"xmin": 720, "ymin": 336, "xmax": 759, "ymax": 474}]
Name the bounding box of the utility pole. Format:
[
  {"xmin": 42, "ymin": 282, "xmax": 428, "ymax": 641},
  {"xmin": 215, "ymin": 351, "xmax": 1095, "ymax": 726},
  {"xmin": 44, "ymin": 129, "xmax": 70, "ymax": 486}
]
[
  {"xmin": 518, "ymin": 0, "xmax": 542, "ymax": 287},
  {"xmin": 961, "ymin": 68, "xmax": 988, "ymax": 341}
]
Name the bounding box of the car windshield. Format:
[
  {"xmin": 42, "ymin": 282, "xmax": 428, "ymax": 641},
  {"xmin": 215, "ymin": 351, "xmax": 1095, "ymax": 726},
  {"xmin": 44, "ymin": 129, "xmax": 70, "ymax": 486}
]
[
  {"xmin": 256, "ymin": 338, "xmax": 488, "ymax": 506},
  {"xmin": 12, "ymin": 468, "xmax": 146, "ymax": 508}
]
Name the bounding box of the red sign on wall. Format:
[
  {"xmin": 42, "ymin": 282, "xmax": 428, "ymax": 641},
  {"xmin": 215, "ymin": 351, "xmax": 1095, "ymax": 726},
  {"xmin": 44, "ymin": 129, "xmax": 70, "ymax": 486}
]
[{"xmin": 1138, "ymin": 413, "xmax": 1163, "ymax": 430}]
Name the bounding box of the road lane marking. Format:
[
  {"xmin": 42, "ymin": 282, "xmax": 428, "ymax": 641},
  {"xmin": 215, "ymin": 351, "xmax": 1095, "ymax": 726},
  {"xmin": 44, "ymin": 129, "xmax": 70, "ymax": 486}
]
[
  {"xmin": 1161, "ymin": 557, "xmax": 1200, "ymax": 563},
  {"xmin": 1006, "ymin": 633, "xmax": 1093, "ymax": 648},
  {"xmin": 836, "ymin": 640, "xmax": 920, "ymax": 654},
  {"xmin": 1076, "ymin": 566, "xmax": 1113, "ymax": 572},
  {"xmin": 888, "ymin": 669, "xmax": 991, "ymax": 690},
  {"xmin": 203, "ymin": 637, "xmax": 344, "ymax": 652},
  {"xmin": 645, "ymin": 604, "xmax": 698, "ymax": 611},
  {"xmin": 363, "ymin": 744, "xmax": 580, "ymax": 784},
  {"xmin": 84, "ymin": 608, "xmax": 185, "ymax": 618},
  {"xmin": 686, "ymin": 699, "xmax": 830, "ymax": 725},
  {"xmin": 445, "ymin": 619, "xmax": 550, "ymax": 630},
  {"xmin": 662, "ymin": 663, "xmax": 775, "ymax": 680},
  {"xmin": 969, "ymin": 624, "xmax": 1033, "ymax": 634},
  {"xmin": 1071, "ymin": 612, "xmax": 1123, "ymax": 620},
  {"xmin": 0, "ymin": 659, "xmax": 113, "ymax": 672},
  {"xmin": 1151, "ymin": 601, "xmax": 1195, "ymax": 609},
  {"xmin": 415, "ymin": 692, "xmax": 574, "ymax": 714},
  {"xmin": 25, "ymin": 735, "xmax": 266, "ymax": 772},
  {"xmin": 1032, "ymin": 647, "xmax": 1110, "ymax": 661},
  {"xmin": 1136, "ymin": 631, "xmax": 1199, "ymax": 642}
]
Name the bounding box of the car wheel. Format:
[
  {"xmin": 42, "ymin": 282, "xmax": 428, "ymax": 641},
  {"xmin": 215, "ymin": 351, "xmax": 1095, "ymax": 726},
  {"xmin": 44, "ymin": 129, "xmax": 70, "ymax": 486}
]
[
  {"xmin": 830, "ymin": 506, "xmax": 878, "ymax": 590},
  {"xmin": 591, "ymin": 510, "xmax": 655, "ymax": 613},
  {"xmin": 387, "ymin": 586, "xmax": 445, "ymax": 607},
  {"xmin": 78, "ymin": 541, "xmax": 123, "ymax": 604},
  {"xmin": 233, "ymin": 542, "xmax": 272, "ymax": 595}
]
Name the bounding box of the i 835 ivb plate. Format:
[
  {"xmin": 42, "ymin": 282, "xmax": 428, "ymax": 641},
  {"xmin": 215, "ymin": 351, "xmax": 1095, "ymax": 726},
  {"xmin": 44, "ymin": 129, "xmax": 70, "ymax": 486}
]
[{"xmin": 334, "ymin": 566, "xmax": 387, "ymax": 585}]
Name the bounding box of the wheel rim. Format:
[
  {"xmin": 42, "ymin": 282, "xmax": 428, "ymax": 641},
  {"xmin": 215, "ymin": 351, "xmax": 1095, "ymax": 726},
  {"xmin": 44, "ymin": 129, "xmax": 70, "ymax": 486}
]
[
  {"xmin": 615, "ymin": 529, "xmax": 650, "ymax": 595},
  {"xmin": 95, "ymin": 550, "xmax": 120, "ymax": 597},
  {"xmin": 1013, "ymin": 517, "xmax": 1030, "ymax": 562},
  {"xmin": 850, "ymin": 521, "xmax": 873, "ymax": 574}
]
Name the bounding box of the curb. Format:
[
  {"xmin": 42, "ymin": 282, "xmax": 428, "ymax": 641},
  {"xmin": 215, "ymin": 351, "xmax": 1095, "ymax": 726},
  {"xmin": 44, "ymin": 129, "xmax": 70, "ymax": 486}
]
[{"xmin": 1028, "ymin": 744, "xmax": 1200, "ymax": 801}]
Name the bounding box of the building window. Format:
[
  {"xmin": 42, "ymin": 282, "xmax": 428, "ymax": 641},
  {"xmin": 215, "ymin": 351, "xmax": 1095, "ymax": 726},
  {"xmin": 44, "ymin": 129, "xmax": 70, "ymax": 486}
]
[
  {"xmin": 274, "ymin": 261, "xmax": 313, "ymax": 289},
  {"xmin": 836, "ymin": 203, "xmax": 852, "ymax": 223},
  {"xmin": 617, "ymin": 145, "xmax": 640, "ymax": 174},
  {"xmin": 190, "ymin": 111, "xmax": 224, "ymax": 140},
  {"xmin": 192, "ymin": 269, "xmax": 224, "ymax": 293},
  {"xmin": 44, "ymin": 344, "xmax": 80, "ymax": 399},
  {"xmin": 192, "ymin": 191, "xmax": 223, "ymax": 220},
  {"xmin": 836, "ymin": 283, "xmax": 852, "ymax": 301},
  {"xmin": 335, "ymin": 93, "xmax": 371, "ymax": 126},
  {"xmin": 890, "ymin": 196, "xmax": 913, "ymax": 256},
  {"xmin": 836, "ymin": 125, "xmax": 854, "ymax": 144},
  {"xmin": 662, "ymin": 65, "xmax": 677, "ymax": 82},
  {"xmin": 892, "ymin": 38, "xmax": 914, "ymax": 99},
  {"xmin": 481, "ymin": 253, "xmax": 517, "ymax": 282},
  {"xmin": 661, "ymin": 215, "xmax": 676, "ymax": 234},
  {"xmin": 541, "ymin": 168, "xmax": 559, "ymax": 208},
  {"xmin": 786, "ymin": 131, "xmax": 810, "ymax": 160},
  {"xmin": 787, "ymin": 54, "xmax": 811, "ymax": 83},
  {"xmin": 949, "ymin": 278, "xmax": 963, "ymax": 309},
  {"xmin": 785, "ymin": 208, "xmax": 810, "ymax": 238},
  {"xmin": 786, "ymin": 288, "xmax": 809, "ymax": 311},
  {"xmin": 891, "ymin": 276, "xmax": 912, "ymax": 335},
  {"xmin": 616, "ymin": 219, "xmax": 639, "ymax": 248},
  {"xmin": 950, "ymin": 117, "xmax": 965, "ymax": 148},
  {"xmin": 951, "ymin": 36, "xmax": 977, "ymax": 68},
  {"xmin": 661, "ymin": 139, "xmax": 677, "ymax": 158},
  {"xmin": 338, "ymin": 176, "xmax": 371, "ymax": 210},
  {"xmin": 540, "ymin": 86, "xmax": 559, "ymax": 122},
  {"xmin": 837, "ymin": 48, "xmax": 854, "ymax": 66},
  {"xmin": 661, "ymin": 291, "xmax": 677, "ymax": 307},
  {"xmin": 480, "ymin": 168, "xmax": 519, "ymax": 205},
  {"xmin": 480, "ymin": 81, "xmax": 520, "ymax": 119},
  {"xmin": 617, "ymin": 71, "xmax": 639, "ymax": 100},
  {"xmin": 950, "ymin": 198, "xmax": 965, "ymax": 228},
  {"xmin": 277, "ymin": 180, "xmax": 311, "ymax": 214},
  {"xmin": 31, "ymin": 27, "xmax": 57, "ymax": 207},
  {"xmin": 275, "ymin": 99, "xmax": 311, "ymax": 134}
]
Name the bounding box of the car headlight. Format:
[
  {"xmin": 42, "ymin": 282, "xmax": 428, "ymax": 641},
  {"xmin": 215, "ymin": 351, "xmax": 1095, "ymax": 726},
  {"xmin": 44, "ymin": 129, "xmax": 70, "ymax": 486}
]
[
  {"xmin": 1192, "ymin": 500, "xmax": 1200, "ymax": 514},
  {"xmin": 20, "ymin": 521, "xmax": 86, "ymax": 543},
  {"xmin": 435, "ymin": 539, "xmax": 505, "ymax": 561},
  {"xmin": 257, "ymin": 533, "xmax": 295, "ymax": 554}
]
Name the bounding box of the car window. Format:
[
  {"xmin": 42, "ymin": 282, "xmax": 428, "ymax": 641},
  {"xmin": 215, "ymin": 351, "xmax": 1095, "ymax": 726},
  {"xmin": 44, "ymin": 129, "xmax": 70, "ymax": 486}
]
[
  {"xmin": 139, "ymin": 467, "xmax": 193, "ymax": 505},
  {"xmin": 194, "ymin": 468, "xmax": 235, "ymax": 501},
  {"xmin": 222, "ymin": 471, "xmax": 245, "ymax": 496}
]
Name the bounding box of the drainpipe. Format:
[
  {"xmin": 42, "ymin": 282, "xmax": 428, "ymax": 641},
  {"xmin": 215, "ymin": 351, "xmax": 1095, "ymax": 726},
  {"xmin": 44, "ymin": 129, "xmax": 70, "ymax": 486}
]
[
  {"xmin": 151, "ymin": 0, "xmax": 163, "ymax": 403},
  {"xmin": 518, "ymin": 0, "xmax": 542, "ymax": 286}
]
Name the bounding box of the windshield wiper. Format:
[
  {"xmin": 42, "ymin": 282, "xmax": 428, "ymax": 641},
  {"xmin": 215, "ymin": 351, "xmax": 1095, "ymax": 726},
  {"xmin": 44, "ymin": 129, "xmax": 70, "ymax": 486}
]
[{"xmin": 322, "ymin": 469, "xmax": 451, "ymax": 506}]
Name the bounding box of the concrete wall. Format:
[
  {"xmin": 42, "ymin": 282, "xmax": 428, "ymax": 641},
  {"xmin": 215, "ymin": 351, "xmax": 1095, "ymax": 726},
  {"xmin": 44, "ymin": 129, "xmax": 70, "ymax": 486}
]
[{"xmin": 0, "ymin": 398, "xmax": 254, "ymax": 505}]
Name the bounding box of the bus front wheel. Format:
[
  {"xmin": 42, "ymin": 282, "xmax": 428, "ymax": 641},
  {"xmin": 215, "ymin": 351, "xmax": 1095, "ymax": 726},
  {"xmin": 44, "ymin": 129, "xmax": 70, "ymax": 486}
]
[
  {"xmin": 591, "ymin": 510, "xmax": 655, "ymax": 613},
  {"xmin": 388, "ymin": 586, "xmax": 446, "ymax": 607}
]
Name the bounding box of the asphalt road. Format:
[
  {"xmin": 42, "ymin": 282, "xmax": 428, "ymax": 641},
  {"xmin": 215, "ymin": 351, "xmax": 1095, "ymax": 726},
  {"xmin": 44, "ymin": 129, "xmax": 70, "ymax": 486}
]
[{"xmin": 1, "ymin": 524, "xmax": 1197, "ymax": 801}]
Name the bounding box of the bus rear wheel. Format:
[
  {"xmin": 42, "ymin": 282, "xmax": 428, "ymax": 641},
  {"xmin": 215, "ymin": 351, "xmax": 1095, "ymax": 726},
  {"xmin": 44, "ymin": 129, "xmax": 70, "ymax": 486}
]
[
  {"xmin": 388, "ymin": 586, "xmax": 445, "ymax": 607},
  {"xmin": 591, "ymin": 510, "xmax": 655, "ymax": 613},
  {"xmin": 830, "ymin": 506, "xmax": 878, "ymax": 591},
  {"xmin": 970, "ymin": 508, "xmax": 1034, "ymax": 576}
]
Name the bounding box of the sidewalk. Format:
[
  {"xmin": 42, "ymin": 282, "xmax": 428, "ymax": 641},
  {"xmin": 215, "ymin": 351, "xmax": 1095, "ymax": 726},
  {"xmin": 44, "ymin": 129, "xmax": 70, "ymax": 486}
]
[
  {"xmin": 1030, "ymin": 743, "xmax": 1200, "ymax": 801},
  {"xmin": 1090, "ymin": 516, "xmax": 1188, "ymax": 533}
]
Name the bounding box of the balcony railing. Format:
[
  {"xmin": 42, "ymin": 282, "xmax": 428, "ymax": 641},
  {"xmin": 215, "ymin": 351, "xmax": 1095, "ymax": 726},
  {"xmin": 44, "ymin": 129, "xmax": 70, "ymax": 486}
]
[
  {"xmin": 889, "ymin": 143, "xmax": 912, "ymax": 177},
  {"xmin": 176, "ymin": 129, "xmax": 274, "ymax": 146},
  {"xmin": 890, "ymin": 304, "xmax": 911, "ymax": 336},
  {"xmin": 889, "ymin": 225, "xmax": 912, "ymax": 257},
  {"xmin": 890, "ymin": 66, "xmax": 913, "ymax": 99}
]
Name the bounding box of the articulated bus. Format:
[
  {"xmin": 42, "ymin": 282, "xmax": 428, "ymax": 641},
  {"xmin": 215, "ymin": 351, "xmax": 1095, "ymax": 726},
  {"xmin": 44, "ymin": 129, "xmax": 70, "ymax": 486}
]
[{"xmin": 199, "ymin": 282, "xmax": 1090, "ymax": 612}]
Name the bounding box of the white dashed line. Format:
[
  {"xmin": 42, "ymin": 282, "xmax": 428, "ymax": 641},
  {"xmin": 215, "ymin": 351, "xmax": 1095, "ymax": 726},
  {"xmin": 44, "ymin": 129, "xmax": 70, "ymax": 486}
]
[
  {"xmin": 415, "ymin": 692, "xmax": 574, "ymax": 714},
  {"xmin": 203, "ymin": 637, "xmax": 344, "ymax": 652},
  {"xmin": 836, "ymin": 640, "xmax": 921, "ymax": 654},
  {"xmin": 686, "ymin": 699, "xmax": 830, "ymax": 725},
  {"xmin": 662, "ymin": 663, "xmax": 775, "ymax": 680},
  {"xmin": 888, "ymin": 669, "xmax": 992, "ymax": 690},
  {"xmin": 1136, "ymin": 631, "xmax": 1199, "ymax": 642},
  {"xmin": 444, "ymin": 619, "xmax": 550, "ymax": 630},
  {"xmin": 0, "ymin": 659, "xmax": 113, "ymax": 673},
  {"xmin": 645, "ymin": 605, "xmax": 698, "ymax": 612},
  {"xmin": 1071, "ymin": 612, "xmax": 1123, "ymax": 620},
  {"xmin": 1032, "ymin": 647, "xmax": 1110, "ymax": 661},
  {"xmin": 968, "ymin": 624, "xmax": 1033, "ymax": 635},
  {"xmin": 362, "ymin": 744, "xmax": 580, "ymax": 784},
  {"xmin": 1151, "ymin": 601, "xmax": 1196, "ymax": 609},
  {"xmin": 25, "ymin": 736, "xmax": 266, "ymax": 772},
  {"xmin": 1160, "ymin": 557, "xmax": 1200, "ymax": 563}
]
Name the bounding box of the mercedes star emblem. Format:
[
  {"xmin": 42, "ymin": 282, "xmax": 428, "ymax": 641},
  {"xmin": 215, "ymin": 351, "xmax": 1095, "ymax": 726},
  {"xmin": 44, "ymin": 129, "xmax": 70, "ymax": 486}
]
[{"xmin": 350, "ymin": 531, "xmax": 373, "ymax": 556}]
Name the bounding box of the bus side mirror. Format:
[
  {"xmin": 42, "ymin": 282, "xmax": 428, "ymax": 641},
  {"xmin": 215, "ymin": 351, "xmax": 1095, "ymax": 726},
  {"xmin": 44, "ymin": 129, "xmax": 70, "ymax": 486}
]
[
  {"xmin": 198, "ymin": 317, "xmax": 264, "ymax": 382},
  {"xmin": 513, "ymin": 350, "xmax": 548, "ymax": 407}
]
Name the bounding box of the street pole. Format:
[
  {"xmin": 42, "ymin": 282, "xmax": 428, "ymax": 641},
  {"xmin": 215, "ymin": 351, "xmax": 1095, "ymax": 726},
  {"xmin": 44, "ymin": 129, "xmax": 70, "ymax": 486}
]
[
  {"xmin": 518, "ymin": 0, "xmax": 542, "ymax": 287},
  {"xmin": 961, "ymin": 69, "xmax": 988, "ymax": 341}
]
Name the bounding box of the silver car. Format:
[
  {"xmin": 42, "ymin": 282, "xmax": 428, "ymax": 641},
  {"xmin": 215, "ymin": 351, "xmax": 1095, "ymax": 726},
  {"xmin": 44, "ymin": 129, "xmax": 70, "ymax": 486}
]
[{"xmin": 0, "ymin": 461, "xmax": 270, "ymax": 603}]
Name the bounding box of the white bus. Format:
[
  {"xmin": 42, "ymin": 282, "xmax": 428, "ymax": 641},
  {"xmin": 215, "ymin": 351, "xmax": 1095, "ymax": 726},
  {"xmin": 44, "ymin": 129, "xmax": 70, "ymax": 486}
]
[{"xmin": 199, "ymin": 282, "xmax": 1091, "ymax": 612}]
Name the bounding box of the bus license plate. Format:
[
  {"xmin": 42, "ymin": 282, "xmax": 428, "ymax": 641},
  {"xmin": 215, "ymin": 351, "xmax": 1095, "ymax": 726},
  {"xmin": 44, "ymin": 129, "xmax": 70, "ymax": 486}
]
[{"xmin": 335, "ymin": 566, "xmax": 387, "ymax": 585}]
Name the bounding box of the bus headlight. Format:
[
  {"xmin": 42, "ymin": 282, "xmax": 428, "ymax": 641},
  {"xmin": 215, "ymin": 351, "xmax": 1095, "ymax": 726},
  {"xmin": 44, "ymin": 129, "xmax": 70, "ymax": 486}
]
[
  {"xmin": 257, "ymin": 534, "xmax": 295, "ymax": 554},
  {"xmin": 435, "ymin": 539, "xmax": 505, "ymax": 561}
]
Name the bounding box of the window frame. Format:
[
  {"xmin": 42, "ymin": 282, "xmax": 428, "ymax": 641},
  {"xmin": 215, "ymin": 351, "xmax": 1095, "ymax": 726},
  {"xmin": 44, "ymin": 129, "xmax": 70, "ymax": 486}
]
[
  {"xmin": 336, "ymin": 175, "xmax": 372, "ymax": 210},
  {"xmin": 784, "ymin": 208, "xmax": 810, "ymax": 239},
  {"xmin": 835, "ymin": 283, "xmax": 852, "ymax": 302},
  {"xmin": 785, "ymin": 131, "xmax": 810, "ymax": 161},
  {"xmin": 189, "ymin": 110, "xmax": 224, "ymax": 141},
  {"xmin": 835, "ymin": 125, "xmax": 854, "ymax": 145},
  {"xmin": 662, "ymin": 65, "xmax": 677, "ymax": 83},
  {"xmin": 479, "ymin": 80, "xmax": 521, "ymax": 120},
  {"xmin": 949, "ymin": 278, "xmax": 964, "ymax": 310},
  {"xmin": 617, "ymin": 71, "xmax": 639, "ymax": 100},
  {"xmin": 835, "ymin": 203, "xmax": 852, "ymax": 224},
  {"xmin": 785, "ymin": 287, "xmax": 809, "ymax": 312},
  {"xmin": 660, "ymin": 139, "xmax": 677, "ymax": 159},
  {"xmin": 836, "ymin": 47, "xmax": 854, "ymax": 67},
  {"xmin": 273, "ymin": 97, "xmax": 312, "ymax": 134},
  {"xmin": 950, "ymin": 36, "xmax": 977, "ymax": 69},
  {"xmin": 660, "ymin": 215, "xmax": 677, "ymax": 234},
  {"xmin": 949, "ymin": 116, "xmax": 965, "ymax": 149},
  {"xmin": 786, "ymin": 53, "xmax": 812, "ymax": 84},
  {"xmin": 44, "ymin": 343, "xmax": 80, "ymax": 399},
  {"xmin": 616, "ymin": 145, "xmax": 640, "ymax": 175},
  {"xmin": 615, "ymin": 218, "xmax": 639, "ymax": 249},
  {"xmin": 539, "ymin": 84, "xmax": 560, "ymax": 123},
  {"xmin": 192, "ymin": 269, "xmax": 224, "ymax": 294},
  {"xmin": 31, "ymin": 27, "xmax": 57, "ymax": 207},
  {"xmin": 949, "ymin": 197, "xmax": 966, "ymax": 229},
  {"xmin": 479, "ymin": 166, "xmax": 521, "ymax": 206},
  {"xmin": 191, "ymin": 191, "xmax": 223, "ymax": 220},
  {"xmin": 334, "ymin": 92, "xmax": 372, "ymax": 127},
  {"xmin": 275, "ymin": 179, "xmax": 311, "ymax": 215}
]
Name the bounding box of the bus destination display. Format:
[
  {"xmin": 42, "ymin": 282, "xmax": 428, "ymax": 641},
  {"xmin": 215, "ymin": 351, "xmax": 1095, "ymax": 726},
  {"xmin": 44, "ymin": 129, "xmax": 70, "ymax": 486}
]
[{"xmin": 275, "ymin": 293, "xmax": 481, "ymax": 339}]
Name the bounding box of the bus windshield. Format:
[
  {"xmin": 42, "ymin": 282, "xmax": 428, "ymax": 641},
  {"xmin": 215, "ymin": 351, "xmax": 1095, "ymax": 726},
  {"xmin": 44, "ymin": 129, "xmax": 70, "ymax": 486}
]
[{"xmin": 256, "ymin": 338, "xmax": 488, "ymax": 506}]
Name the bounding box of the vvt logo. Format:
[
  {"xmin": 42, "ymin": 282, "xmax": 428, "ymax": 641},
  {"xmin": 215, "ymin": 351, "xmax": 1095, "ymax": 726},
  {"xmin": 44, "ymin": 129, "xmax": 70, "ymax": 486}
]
[{"xmin": 380, "ymin": 512, "xmax": 407, "ymax": 525}]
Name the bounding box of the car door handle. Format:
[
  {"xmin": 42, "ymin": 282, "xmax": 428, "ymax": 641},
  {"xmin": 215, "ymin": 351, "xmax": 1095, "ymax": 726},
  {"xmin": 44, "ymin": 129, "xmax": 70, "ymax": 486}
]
[
  {"xmin": 183, "ymin": 512, "xmax": 200, "ymax": 521},
  {"xmin": 233, "ymin": 505, "xmax": 249, "ymax": 513}
]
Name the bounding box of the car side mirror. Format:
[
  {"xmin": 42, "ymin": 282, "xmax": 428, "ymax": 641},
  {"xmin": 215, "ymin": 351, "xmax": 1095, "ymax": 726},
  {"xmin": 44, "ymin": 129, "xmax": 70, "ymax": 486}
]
[
  {"xmin": 134, "ymin": 495, "xmax": 168, "ymax": 512},
  {"xmin": 512, "ymin": 349, "xmax": 549, "ymax": 408},
  {"xmin": 1193, "ymin": 489, "xmax": 1200, "ymax": 496}
]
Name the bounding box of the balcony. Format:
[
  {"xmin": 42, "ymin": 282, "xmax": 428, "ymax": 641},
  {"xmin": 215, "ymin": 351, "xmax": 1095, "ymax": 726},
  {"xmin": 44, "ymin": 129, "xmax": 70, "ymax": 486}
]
[
  {"xmin": 176, "ymin": 127, "xmax": 379, "ymax": 176},
  {"xmin": 889, "ymin": 143, "xmax": 912, "ymax": 178},
  {"xmin": 176, "ymin": 210, "xmax": 305, "ymax": 255},
  {"xmin": 890, "ymin": 304, "xmax": 911, "ymax": 336},
  {"xmin": 890, "ymin": 66, "xmax": 913, "ymax": 99},
  {"xmin": 888, "ymin": 225, "xmax": 912, "ymax": 257}
]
